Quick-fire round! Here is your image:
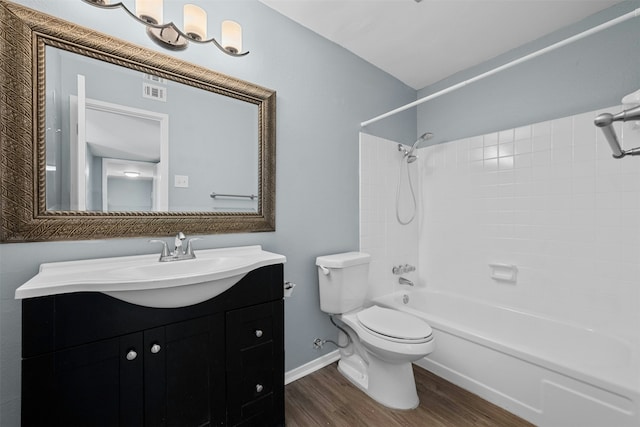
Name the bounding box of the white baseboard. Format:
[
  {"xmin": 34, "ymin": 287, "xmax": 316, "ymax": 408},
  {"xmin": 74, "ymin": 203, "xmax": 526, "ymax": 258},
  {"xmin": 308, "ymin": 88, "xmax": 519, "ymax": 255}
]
[{"xmin": 284, "ymin": 350, "xmax": 340, "ymax": 385}]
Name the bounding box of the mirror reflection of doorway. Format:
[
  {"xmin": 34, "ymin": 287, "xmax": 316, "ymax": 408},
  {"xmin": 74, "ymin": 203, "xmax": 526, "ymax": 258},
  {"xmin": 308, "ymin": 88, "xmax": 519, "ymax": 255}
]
[
  {"xmin": 70, "ymin": 76, "xmax": 169, "ymax": 211},
  {"xmin": 101, "ymin": 158, "xmax": 160, "ymax": 212}
]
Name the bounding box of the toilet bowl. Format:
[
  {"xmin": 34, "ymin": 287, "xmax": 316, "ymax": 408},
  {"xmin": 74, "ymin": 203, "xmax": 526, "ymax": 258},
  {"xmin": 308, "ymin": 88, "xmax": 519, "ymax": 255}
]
[
  {"xmin": 346, "ymin": 305, "xmax": 434, "ymax": 361},
  {"xmin": 316, "ymin": 252, "xmax": 435, "ymax": 410},
  {"xmin": 337, "ymin": 305, "xmax": 434, "ymax": 409}
]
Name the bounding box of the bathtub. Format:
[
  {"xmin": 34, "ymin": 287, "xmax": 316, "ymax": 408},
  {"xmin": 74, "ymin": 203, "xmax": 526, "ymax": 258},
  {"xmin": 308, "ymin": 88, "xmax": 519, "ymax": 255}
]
[{"xmin": 373, "ymin": 290, "xmax": 639, "ymax": 427}]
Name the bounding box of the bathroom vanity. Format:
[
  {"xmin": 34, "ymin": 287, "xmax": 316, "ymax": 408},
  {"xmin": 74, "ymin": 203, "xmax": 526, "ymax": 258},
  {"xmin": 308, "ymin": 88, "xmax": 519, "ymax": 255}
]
[{"xmin": 18, "ymin": 247, "xmax": 285, "ymax": 427}]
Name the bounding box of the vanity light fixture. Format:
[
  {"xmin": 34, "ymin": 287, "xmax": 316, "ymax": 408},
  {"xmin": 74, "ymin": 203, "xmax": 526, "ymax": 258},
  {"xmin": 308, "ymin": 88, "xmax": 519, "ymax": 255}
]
[{"xmin": 82, "ymin": 0, "xmax": 248, "ymax": 56}]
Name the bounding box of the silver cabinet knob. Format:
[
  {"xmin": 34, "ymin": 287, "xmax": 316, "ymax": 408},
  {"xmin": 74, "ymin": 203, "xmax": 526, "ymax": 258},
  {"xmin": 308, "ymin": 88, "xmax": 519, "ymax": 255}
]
[
  {"xmin": 255, "ymin": 384, "xmax": 263, "ymax": 393},
  {"xmin": 126, "ymin": 350, "xmax": 137, "ymax": 361},
  {"xmin": 255, "ymin": 329, "xmax": 263, "ymax": 338},
  {"xmin": 150, "ymin": 343, "xmax": 161, "ymax": 354}
]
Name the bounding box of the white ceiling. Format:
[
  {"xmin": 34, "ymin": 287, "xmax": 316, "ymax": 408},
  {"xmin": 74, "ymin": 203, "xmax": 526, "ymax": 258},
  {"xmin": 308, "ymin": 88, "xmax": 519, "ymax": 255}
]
[
  {"xmin": 259, "ymin": 0, "xmax": 622, "ymax": 90},
  {"xmin": 86, "ymin": 109, "xmax": 161, "ymax": 162}
]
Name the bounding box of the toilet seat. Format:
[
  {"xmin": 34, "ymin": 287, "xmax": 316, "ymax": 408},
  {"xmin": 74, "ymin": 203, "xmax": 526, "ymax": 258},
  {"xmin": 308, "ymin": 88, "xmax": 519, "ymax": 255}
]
[{"xmin": 356, "ymin": 306, "xmax": 433, "ymax": 344}]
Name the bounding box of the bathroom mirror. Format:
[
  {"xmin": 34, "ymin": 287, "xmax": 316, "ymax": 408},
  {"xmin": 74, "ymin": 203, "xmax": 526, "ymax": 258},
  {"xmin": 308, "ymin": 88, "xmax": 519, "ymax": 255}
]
[{"xmin": 0, "ymin": 1, "xmax": 276, "ymax": 241}]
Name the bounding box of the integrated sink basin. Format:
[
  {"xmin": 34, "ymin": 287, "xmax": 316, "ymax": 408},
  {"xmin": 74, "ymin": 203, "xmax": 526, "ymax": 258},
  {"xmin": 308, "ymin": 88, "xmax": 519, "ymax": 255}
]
[{"xmin": 15, "ymin": 245, "xmax": 286, "ymax": 308}]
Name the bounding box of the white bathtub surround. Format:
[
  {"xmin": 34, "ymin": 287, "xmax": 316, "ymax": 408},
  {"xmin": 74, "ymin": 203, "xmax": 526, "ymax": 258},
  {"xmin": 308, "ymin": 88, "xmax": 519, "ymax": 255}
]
[
  {"xmin": 359, "ymin": 133, "xmax": 420, "ymax": 300},
  {"xmin": 374, "ymin": 290, "xmax": 639, "ymax": 427},
  {"xmin": 418, "ymin": 105, "xmax": 640, "ymax": 342}
]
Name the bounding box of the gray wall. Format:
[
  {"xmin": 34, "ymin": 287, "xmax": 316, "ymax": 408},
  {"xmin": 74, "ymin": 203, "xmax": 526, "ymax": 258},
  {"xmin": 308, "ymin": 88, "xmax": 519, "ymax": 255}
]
[
  {"xmin": 0, "ymin": 1, "xmax": 416, "ymax": 424},
  {"xmin": 416, "ymin": 0, "xmax": 640, "ymax": 145},
  {"xmin": 107, "ymin": 177, "xmax": 154, "ymax": 211}
]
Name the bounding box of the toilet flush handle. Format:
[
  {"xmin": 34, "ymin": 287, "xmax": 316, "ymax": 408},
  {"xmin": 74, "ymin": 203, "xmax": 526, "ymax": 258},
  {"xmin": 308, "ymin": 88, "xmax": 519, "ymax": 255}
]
[{"xmin": 319, "ymin": 265, "xmax": 330, "ymax": 275}]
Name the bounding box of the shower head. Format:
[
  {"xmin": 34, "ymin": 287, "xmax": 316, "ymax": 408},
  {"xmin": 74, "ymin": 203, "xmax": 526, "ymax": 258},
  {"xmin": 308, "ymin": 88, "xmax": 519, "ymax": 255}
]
[
  {"xmin": 399, "ymin": 132, "xmax": 433, "ymax": 162},
  {"xmin": 409, "ymin": 132, "xmax": 433, "ymax": 153}
]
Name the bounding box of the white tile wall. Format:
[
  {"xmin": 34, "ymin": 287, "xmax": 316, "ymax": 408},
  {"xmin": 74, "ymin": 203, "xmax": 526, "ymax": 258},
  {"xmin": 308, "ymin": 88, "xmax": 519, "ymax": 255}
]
[
  {"xmin": 417, "ymin": 106, "xmax": 640, "ymax": 340},
  {"xmin": 359, "ymin": 133, "xmax": 419, "ymax": 300}
]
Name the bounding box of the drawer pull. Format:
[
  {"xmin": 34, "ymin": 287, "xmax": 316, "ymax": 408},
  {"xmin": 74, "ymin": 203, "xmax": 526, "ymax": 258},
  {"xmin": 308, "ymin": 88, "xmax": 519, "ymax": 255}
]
[
  {"xmin": 126, "ymin": 350, "xmax": 137, "ymax": 361},
  {"xmin": 150, "ymin": 343, "xmax": 161, "ymax": 354},
  {"xmin": 255, "ymin": 384, "xmax": 264, "ymax": 393},
  {"xmin": 255, "ymin": 329, "xmax": 263, "ymax": 338}
]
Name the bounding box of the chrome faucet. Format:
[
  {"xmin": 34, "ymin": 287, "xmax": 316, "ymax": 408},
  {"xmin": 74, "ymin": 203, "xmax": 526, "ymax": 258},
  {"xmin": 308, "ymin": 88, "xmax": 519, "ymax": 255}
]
[
  {"xmin": 174, "ymin": 232, "xmax": 186, "ymax": 255},
  {"xmin": 399, "ymin": 277, "xmax": 414, "ymax": 286},
  {"xmin": 150, "ymin": 232, "xmax": 201, "ymax": 262}
]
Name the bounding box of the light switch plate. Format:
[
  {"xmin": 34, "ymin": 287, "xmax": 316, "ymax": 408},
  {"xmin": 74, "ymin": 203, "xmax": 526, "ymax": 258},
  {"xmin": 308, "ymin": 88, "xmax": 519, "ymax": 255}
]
[{"xmin": 174, "ymin": 175, "xmax": 189, "ymax": 188}]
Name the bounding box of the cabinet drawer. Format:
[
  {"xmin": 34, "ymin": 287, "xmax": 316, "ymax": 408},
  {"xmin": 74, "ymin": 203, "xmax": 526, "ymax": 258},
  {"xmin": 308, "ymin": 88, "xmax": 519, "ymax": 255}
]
[
  {"xmin": 227, "ymin": 367, "xmax": 276, "ymax": 423},
  {"xmin": 227, "ymin": 342, "xmax": 278, "ymax": 423},
  {"xmin": 238, "ymin": 371, "xmax": 274, "ymax": 403},
  {"xmin": 234, "ymin": 341, "xmax": 274, "ymax": 373},
  {"xmin": 226, "ymin": 302, "xmax": 277, "ymax": 352},
  {"xmin": 229, "ymin": 344, "xmax": 275, "ymax": 398},
  {"xmin": 239, "ymin": 393, "xmax": 274, "ymax": 425}
]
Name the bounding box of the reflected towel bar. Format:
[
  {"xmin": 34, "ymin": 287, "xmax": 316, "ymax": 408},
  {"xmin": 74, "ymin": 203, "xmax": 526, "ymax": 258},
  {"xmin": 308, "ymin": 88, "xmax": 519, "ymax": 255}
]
[{"xmin": 210, "ymin": 192, "xmax": 256, "ymax": 200}]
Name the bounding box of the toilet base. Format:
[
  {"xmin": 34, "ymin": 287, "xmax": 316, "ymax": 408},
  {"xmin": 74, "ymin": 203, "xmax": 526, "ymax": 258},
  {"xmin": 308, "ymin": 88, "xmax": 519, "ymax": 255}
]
[
  {"xmin": 338, "ymin": 353, "xmax": 420, "ymax": 410},
  {"xmin": 337, "ymin": 356, "xmax": 368, "ymax": 390}
]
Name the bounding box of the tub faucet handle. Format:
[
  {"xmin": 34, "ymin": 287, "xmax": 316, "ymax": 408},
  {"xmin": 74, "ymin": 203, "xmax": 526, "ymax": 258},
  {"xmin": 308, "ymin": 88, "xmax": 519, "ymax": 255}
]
[{"xmin": 392, "ymin": 264, "xmax": 416, "ymax": 275}]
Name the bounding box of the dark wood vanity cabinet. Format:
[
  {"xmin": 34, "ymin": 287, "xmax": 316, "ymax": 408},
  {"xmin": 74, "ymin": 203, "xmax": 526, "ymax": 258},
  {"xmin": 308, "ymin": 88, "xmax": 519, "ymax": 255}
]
[{"xmin": 21, "ymin": 264, "xmax": 284, "ymax": 427}]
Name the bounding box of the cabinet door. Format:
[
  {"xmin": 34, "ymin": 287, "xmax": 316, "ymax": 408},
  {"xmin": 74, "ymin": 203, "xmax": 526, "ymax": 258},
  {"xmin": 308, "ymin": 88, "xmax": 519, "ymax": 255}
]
[
  {"xmin": 22, "ymin": 332, "xmax": 144, "ymax": 427},
  {"xmin": 144, "ymin": 314, "xmax": 226, "ymax": 427}
]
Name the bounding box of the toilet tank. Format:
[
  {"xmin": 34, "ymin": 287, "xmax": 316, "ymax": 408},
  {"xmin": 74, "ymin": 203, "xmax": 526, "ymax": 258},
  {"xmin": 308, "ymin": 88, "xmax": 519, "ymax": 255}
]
[{"xmin": 316, "ymin": 252, "xmax": 371, "ymax": 314}]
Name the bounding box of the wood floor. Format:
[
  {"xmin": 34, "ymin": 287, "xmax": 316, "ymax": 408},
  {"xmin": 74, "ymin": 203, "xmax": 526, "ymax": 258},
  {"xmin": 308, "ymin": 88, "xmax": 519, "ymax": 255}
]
[{"xmin": 285, "ymin": 363, "xmax": 535, "ymax": 427}]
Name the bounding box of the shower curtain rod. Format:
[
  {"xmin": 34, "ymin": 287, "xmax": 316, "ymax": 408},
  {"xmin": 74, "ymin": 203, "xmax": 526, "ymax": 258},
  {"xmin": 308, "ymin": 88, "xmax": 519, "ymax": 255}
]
[{"xmin": 360, "ymin": 7, "xmax": 640, "ymax": 128}]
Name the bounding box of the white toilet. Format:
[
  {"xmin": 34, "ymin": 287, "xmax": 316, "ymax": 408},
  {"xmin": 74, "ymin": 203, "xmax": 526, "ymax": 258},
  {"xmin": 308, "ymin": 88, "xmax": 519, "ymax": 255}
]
[{"xmin": 316, "ymin": 251, "xmax": 435, "ymax": 410}]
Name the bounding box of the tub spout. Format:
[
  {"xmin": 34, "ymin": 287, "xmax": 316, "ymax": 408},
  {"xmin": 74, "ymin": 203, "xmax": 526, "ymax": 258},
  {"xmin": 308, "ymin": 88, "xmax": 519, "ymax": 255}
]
[{"xmin": 399, "ymin": 277, "xmax": 414, "ymax": 286}]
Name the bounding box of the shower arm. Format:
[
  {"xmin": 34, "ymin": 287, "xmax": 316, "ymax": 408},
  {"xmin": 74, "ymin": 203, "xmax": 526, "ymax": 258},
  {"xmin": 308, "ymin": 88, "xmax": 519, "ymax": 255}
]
[{"xmin": 594, "ymin": 104, "xmax": 640, "ymax": 159}]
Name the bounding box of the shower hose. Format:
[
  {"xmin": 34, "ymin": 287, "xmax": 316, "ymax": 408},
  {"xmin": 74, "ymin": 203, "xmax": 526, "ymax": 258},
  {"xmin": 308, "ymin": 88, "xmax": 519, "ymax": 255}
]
[{"xmin": 395, "ymin": 155, "xmax": 417, "ymax": 225}]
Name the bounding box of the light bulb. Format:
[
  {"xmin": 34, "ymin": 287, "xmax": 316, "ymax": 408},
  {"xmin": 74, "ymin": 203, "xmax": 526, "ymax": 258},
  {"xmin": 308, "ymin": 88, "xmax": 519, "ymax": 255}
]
[
  {"xmin": 136, "ymin": 0, "xmax": 163, "ymax": 25},
  {"xmin": 184, "ymin": 4, "xmax": 207, "ymax": 40},
  {"xmin": 221, "ymin": 20, "xmax": 242, "ymax": 54}
]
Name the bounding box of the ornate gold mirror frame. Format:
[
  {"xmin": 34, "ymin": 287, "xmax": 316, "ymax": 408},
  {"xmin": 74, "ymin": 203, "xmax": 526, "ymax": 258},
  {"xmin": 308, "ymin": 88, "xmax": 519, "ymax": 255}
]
[{"xmin": 0, "ymin": 0, "xmax": 276, "ymax": 242}]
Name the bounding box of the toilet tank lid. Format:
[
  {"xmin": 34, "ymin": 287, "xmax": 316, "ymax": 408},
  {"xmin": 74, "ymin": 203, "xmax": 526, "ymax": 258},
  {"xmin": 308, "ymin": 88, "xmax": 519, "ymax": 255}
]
[{"xmin": 316, "ymin": 252, "xmax": 371, "ymax": 268}]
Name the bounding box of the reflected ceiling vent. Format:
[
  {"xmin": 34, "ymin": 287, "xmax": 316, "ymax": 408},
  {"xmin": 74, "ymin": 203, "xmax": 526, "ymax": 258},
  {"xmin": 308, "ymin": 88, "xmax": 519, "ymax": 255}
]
[
  {"xmin": 143, "ymin": 73, "xmax": 166, "ymax": 84},
  {"xmin": 143, "ymin": 82, "xmax": 167, "ymax": 102}
]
